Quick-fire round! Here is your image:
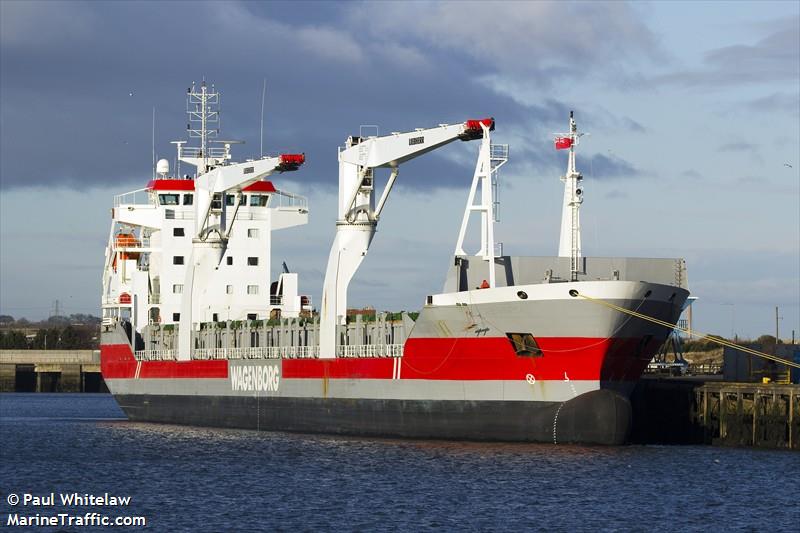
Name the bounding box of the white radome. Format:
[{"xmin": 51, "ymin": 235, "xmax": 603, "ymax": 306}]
[{"xmin": 156, "ymin": 159, "xmax": 170, "ymax": 176}]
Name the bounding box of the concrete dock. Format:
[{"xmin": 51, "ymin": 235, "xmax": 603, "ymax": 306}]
[{"xmin": 0, "ymin": 350, "xmax": 107, "ymax": 392}]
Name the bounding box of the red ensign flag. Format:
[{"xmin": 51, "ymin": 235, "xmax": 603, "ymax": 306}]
[{"xmin": 554, "ymin": 137, "xmax": 573, "ymax": 150}]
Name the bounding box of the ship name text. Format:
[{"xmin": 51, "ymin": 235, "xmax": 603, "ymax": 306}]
[{"xmin": 230, "ymin": 363, "xmax": 280, "ymax": 392}]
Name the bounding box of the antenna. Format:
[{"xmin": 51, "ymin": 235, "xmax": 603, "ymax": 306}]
[
  {"xmin": 187, "ymin": 80, "xmax": 220, "ymax": 173},
  {"xmin": 260, "ymin": 78, "xmax": 266, "ymax": 158},
  {"xmin": 152, "ymin": 106, "xmax": 156, "ymax": 180}
]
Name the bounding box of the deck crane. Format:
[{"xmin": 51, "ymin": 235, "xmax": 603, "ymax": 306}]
[
  {"xmin": 319, "ymin": 118, "xmax": 494, "ymax": 359},
  {"xmin": 176, "ymin": 152, "xmax": 304, "ymax": 359}
]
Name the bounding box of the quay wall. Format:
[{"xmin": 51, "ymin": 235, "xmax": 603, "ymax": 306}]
[{"xmin": 0, "ymin": 350, "xmax": 107, "ymax": 393}]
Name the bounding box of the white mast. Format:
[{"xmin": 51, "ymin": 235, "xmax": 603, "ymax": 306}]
[
  {"xmin": 185, "ymin": 80, "xmax": 220, "ymax": 174},
  {"xmin": 556, "ymin": 111, "xmax": 586, "ymax": 282},
  {"xmin": 172, "ymin": 80, "xmax": 304, "ymax": 360}
]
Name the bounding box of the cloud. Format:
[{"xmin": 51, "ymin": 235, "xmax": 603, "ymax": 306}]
[
  {"xmin": 0, "ymin": 0, "xmax": 98, "ymax": 49},
  {"xmin": 717, "ymin": 141, "xmax": 762, "ymax": 162},
  {"xmin": 682, "ymin": 169, "xmax": 703, "ymax": 180},
  {"xmin": 586, "ymin": 153, "xmax": 640, "ymax": 180},
  {"xmin": 656, "ymin": 18, "xmax": 800, "ymax": 87},
  {"xmin": 351, "ymin": 1, "xmax": 661, "ymax": 88},
  {"xmin": 744, "ymin": 92, "xmax": 800, "ymax": 115},
  {"xmin": 621, "ymin": 117, "xmax": 646, "ymax": 134},
  {"xmin": 718, "ymin": 142, "xmax": 759, "ymax": 153},
  {"xmin": 605, "ymin": 189, "xmax": 629, "ymax": 199},
  {"xmin": 0, "ymin": 1, "xmax": 536, "ymax": 190}
]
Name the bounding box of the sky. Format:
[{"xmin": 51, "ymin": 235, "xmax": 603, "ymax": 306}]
[{"xmin": 0, "ymin": 0, "xmax": 798, "ymax": 340}]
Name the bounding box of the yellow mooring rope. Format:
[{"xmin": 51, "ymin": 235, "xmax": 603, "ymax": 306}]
[{"xmin": 569, "ymin": 290, "xmax": 800, "ymax": 370}]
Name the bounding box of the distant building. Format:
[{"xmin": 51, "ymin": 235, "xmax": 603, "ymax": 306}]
[{"xmin": 723, "ymin": 344, "xmax": 800, "ymax": 384}]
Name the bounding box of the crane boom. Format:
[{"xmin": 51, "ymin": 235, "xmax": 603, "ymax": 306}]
[
  {"xmin": 319, "ymin": 118, "xmax": 494, "ymax": 359},
  {"xmin": 176, "ymin": 154, "xmax": 305, "ymax": 360}
]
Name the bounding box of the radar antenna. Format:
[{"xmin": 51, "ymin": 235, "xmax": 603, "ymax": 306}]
[{"xmin": 186, "ymin": 80, "xmax": 220, "ymax": 173}]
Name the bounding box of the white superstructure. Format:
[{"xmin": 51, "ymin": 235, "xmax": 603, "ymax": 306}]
[{"xmin": 101, "ymin": 81, "xmax": 310, "ymax": 358}]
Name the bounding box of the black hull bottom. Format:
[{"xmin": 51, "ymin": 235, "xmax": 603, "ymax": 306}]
[{"xmin": 115, "ymin": 390, "xmax": 632, "ymax": 445}]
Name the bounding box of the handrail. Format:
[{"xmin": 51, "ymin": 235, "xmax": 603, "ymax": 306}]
[
  {"xmin": 272, "ymin": 189, "xmax": 308, "ymax": 210},
  {"xmin": 134, "ymin": 349, "xmax": 177, "ymax": 361},
  {"xmin": 114, "ymin": 188, "xmax": 154, "ymax": 208},
  {"xmin": 132, "ymin": 344, "xmax": 405, "ymax": 361}
]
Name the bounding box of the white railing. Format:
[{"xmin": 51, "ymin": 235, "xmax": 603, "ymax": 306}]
[
  {"xmin": 134, "ymin": 349, "xmax": 177, "ymax": 361},
  {"xmin": 273, "ymin": 189, "xmax": 308, "ymax": 210},
  {"xmin": 337, "ymin": 344, "xmax": 403, "ymax": 358},
  {"xmin": 490, "ymin": 143, "xmax": 509, "ymax": 161},
  {"xmin": 114, "ymin": 188, "xmax": 154, "ymax": 208},
  {"xmin": 179, "ymin": 146, "xmax": 228, "ymax": 160},
  {"xmin": 193, "ymin": 346, "xmax": 319, "ymax": 360},
  {"xmin": 131, "ymin": 344, "xmax": 404, "ymax": 361},
  {"xmin": 112, "ymin": 236, "xmax": 151, "ymax": 250},
  {"xmin": 101, "ymin": 296, "xmax": 132, "ymax": 307}
]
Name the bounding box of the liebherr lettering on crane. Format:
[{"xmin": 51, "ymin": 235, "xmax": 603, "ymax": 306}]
[{"xmin": 409, "ymin": 136, "xmax": 424, "ymax": 145}]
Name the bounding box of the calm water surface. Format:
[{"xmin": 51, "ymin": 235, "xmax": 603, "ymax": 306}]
[{"xmin": 1, "ymin": 393, "xmax": 798, "ymax": 532}]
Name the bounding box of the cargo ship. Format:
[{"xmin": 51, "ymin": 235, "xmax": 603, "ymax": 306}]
[{"xmin": 101, "ymin": 81, "xmax": 689, "ymax": 445}]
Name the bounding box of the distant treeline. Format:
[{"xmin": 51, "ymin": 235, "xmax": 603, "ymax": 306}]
[
  {"xmin": 684, "ymin": 335, "xmax": 782, "ymax": 352},
  {"xmin": 0, "ymin": 313, "xmax": 101, "ymax": 327},
  {"xmin": 0, "ymin": 325, "xmax": 99, "ymax": 350}
]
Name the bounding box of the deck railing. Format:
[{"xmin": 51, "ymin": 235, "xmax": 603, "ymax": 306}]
[{"xmin": 132, "ymin": 344, "xmax": 404, "ymax": 361}]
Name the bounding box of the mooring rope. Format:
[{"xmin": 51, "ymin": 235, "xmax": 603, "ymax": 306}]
[{"xmin": 569, "ymin": 290, "xmax": 800, "ymax": 370}]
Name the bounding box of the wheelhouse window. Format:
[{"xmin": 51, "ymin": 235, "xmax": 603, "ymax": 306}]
[
  {"xmin": 225, "ymin": 194, "xmax": 237, "ymax": 206},
  {"xmin": 173, "ymin": 227, "xmax": 185, "ymax": 237},
  {"xmin": 247, "ymin": 257, "xmax": 259, "ymax": 266},
  {"xmin": 506, "ymin": 333, "xmax": 542, "ymax": 356},
  {"xmin": 249, "ymin": 194, "xmax": 269, "ymax": 207},
  {"xmin": 172, "ymin": 313, "xmax": 180, "ymax": 321},
  {"xmin": 183, "ymin": 194, "xmax": 193, "ymax": 205},
  {"xmin": 158, "ymin": 194, "xmax": 179, "ymax": 205}
]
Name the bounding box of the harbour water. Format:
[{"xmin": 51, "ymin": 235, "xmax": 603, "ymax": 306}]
[{"xmin": 1, "ymin": 394, "xmax": 798, "ymax": 531}]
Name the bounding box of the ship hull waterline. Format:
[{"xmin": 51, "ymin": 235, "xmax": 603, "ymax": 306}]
[
  {"xmin": 102, "ymin": 281, "xmax": 688, "ymax": 446},
  {"xmin": 113, "ymin": 390, "xmax": 632, "ymax": 446}
]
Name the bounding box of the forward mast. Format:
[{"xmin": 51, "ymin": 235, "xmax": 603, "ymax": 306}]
[{"xmin": 556, "ymin": 111, "xmax": 587, "ymax": 282}]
